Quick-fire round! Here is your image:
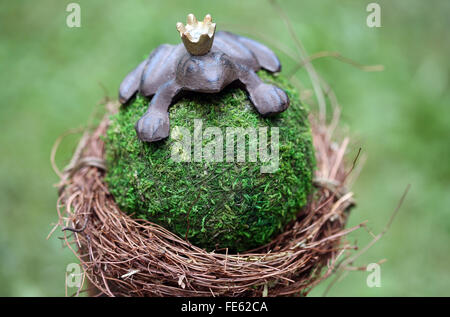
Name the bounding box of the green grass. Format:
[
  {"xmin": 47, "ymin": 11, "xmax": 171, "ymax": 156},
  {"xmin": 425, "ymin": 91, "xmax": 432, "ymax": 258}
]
[{"xmin": 0, "ymin": 0, "xmax": 449, "ymax": 296}]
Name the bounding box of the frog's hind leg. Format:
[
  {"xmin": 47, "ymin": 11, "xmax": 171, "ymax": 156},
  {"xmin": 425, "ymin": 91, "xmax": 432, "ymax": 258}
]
[
  {"xmin": 139, "ymin": 44, "xmax": 185, "ymax": 97},
  {"xmin": 135, "ymin": 80, "xmax": 182, "ymax": 142},
  {"xmin": 235, "ymin": 34, "xmax": 281, "ymax": 73},
  {"xmin": 213, "ymin": 31, "xmax": 259, "ymax": 71},
  {"xmin": 119, "ymin": 59, "xmax": 147, "ymax": 104},
  {"xmin": 119, "ymin": 44, "xmax": 183, "ymax": 104},
  {"xmin": 214, "ymin": 31, "xmax": 281, "ymax": 73}
]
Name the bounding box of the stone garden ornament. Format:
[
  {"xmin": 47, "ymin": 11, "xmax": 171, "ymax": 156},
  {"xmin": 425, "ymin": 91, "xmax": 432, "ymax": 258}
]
[{"xmin": 119, "ymin": 13, "xmax": 290, "ymax": 142}]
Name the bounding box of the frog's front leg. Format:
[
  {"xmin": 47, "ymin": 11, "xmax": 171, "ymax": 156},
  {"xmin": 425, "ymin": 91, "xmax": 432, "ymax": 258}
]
[
  {"xmin": 236, "ymin": 65, "xmax": 289, "ymax": 116},
  {"xmin": 135, "ymin": 80, "xmax": 182, "ymax": 142}
]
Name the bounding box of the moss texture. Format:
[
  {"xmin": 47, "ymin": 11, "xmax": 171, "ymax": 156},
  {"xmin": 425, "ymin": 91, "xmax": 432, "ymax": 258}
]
[{"xmin": 105, "ymin": 71, "xmax": 315, "ymax": 252}]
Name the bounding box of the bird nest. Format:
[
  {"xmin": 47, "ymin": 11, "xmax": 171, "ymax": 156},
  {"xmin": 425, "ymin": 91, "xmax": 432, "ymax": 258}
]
[{"xmin": 53, "ymin": 101, "xmax": 359, "ymax": 297}]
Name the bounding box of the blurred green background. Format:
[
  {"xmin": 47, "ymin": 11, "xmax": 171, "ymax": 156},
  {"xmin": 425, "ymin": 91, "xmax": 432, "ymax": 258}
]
[{"xmin": 1, "ymin": 0, "xmax": 449, "ymax": 296}]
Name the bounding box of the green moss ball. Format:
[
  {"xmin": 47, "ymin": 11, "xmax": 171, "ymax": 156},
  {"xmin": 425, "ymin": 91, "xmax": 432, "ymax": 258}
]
[{"xmin": 105, "ymin": 71, "xmax": 315, "ymax": 252}]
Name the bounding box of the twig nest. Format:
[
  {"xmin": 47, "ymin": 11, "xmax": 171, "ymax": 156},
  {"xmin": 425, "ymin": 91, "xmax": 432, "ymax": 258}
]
[
  {"xmin": 55, "ymin": 75, "xmax": 355, "ymax": 297},
  {"xmin": 105, "ymin": 72, "xmax": 315, "ymax": 252}
]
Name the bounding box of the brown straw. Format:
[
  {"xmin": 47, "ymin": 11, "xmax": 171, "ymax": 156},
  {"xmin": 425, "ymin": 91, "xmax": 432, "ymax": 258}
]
[{"xmin": 53, "ymin": 101, "xmax": 359, "ymax": 297}]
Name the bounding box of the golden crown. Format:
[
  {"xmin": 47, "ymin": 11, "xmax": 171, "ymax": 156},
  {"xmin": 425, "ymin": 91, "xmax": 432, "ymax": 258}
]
[{"xmin": 176, "ymin": 13, "xmax": 216, "ymax": 56}]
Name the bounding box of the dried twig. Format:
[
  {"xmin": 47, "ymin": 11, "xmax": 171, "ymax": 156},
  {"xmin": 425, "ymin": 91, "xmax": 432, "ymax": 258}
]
[{"xmin": 51, "ymin": 99, "xmax": 358, "ymax": 296}]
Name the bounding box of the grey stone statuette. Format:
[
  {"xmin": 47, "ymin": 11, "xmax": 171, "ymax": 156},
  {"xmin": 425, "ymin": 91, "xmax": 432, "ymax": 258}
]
[{"xmin": 119, "ymin": 14, "xmax": 289, "ymax": 142}]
